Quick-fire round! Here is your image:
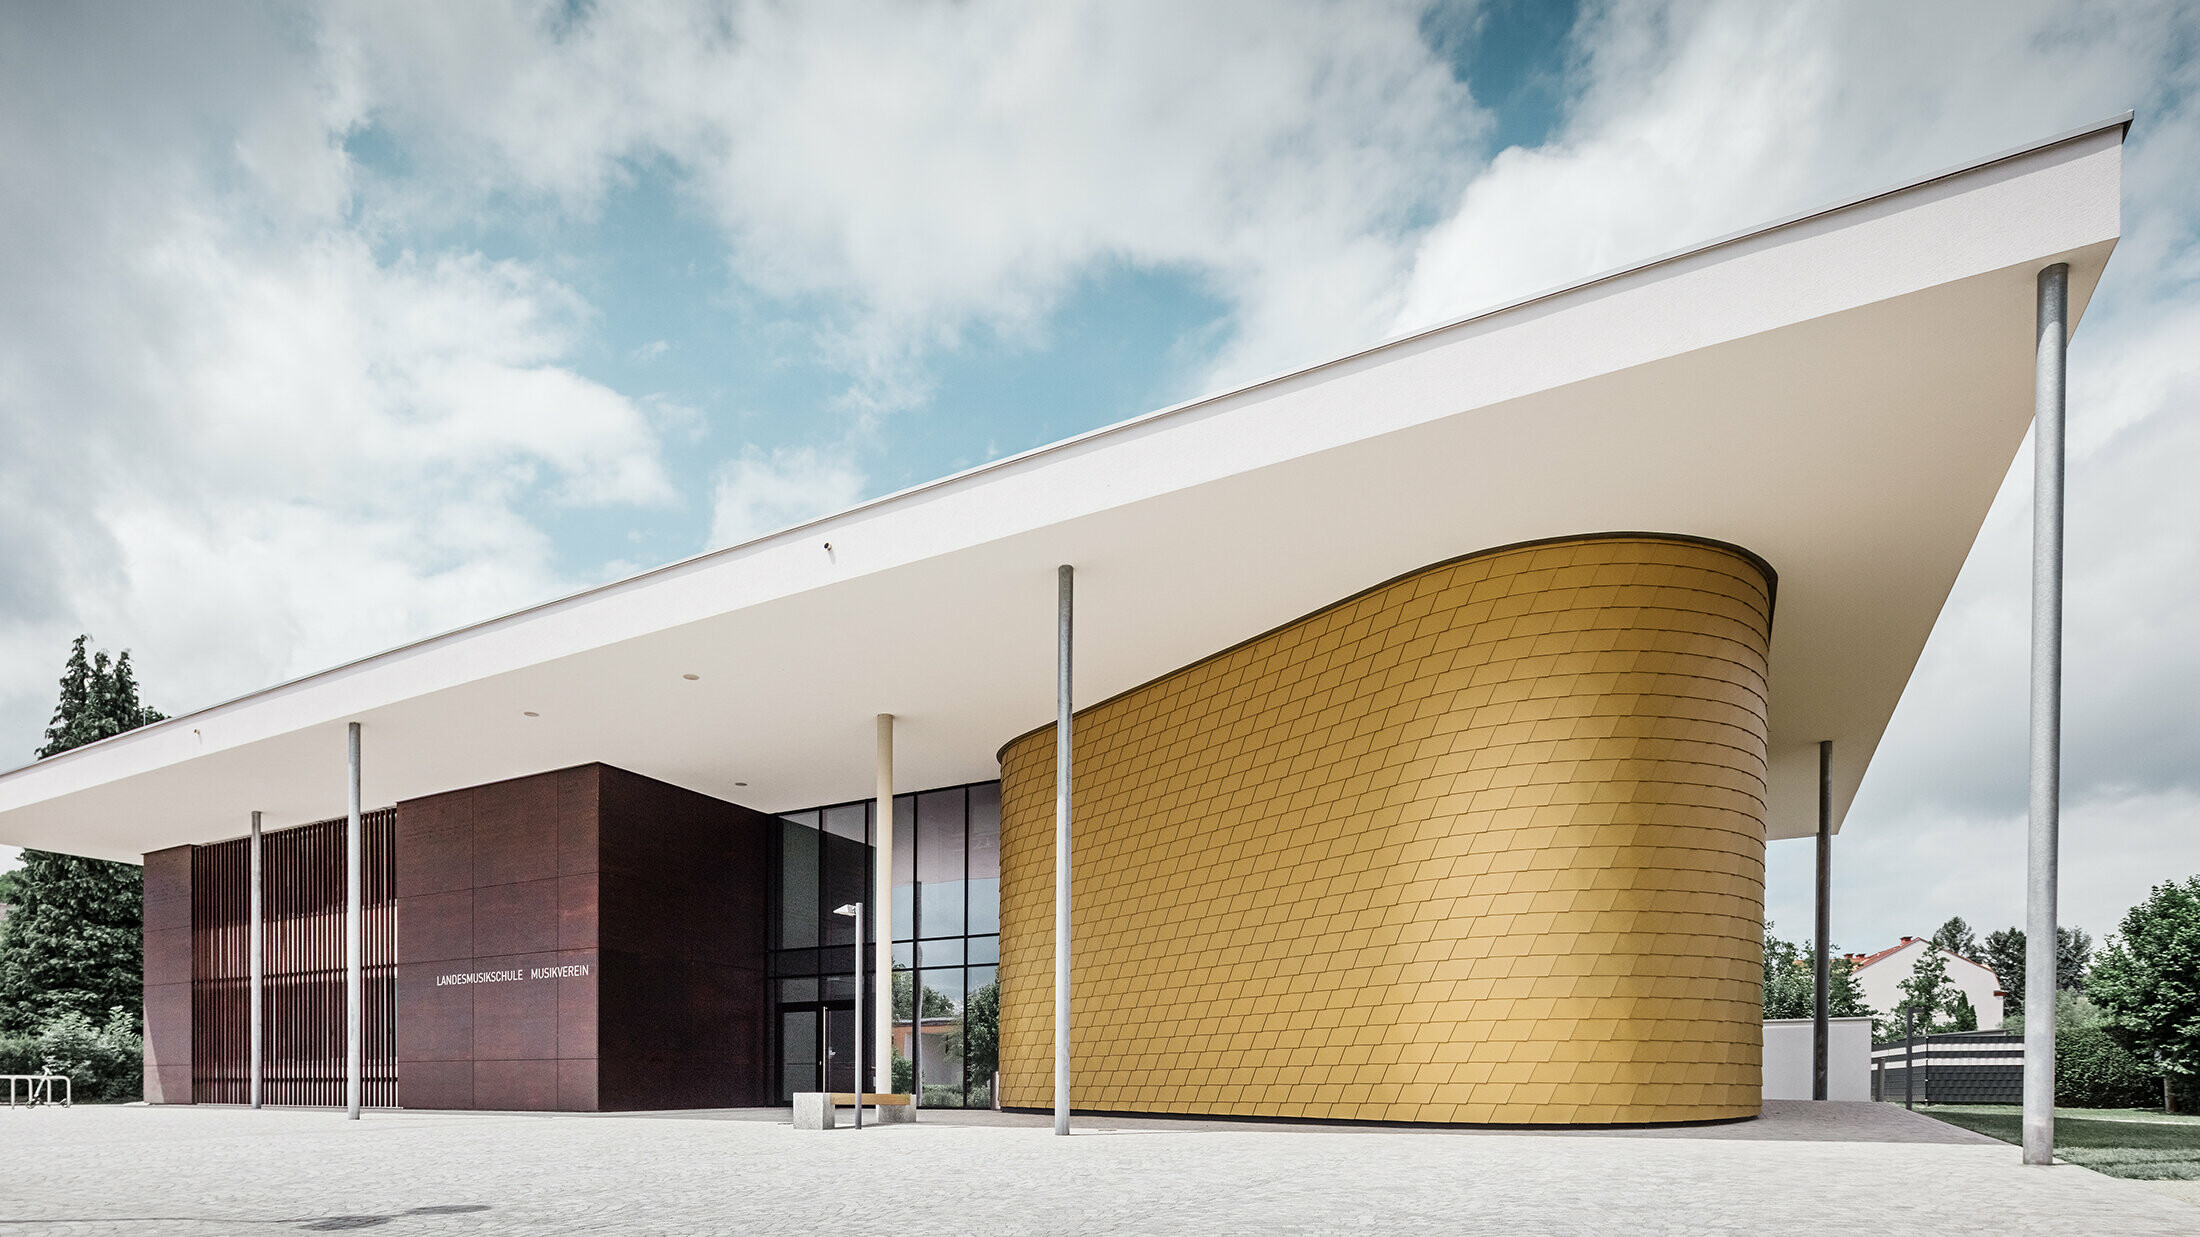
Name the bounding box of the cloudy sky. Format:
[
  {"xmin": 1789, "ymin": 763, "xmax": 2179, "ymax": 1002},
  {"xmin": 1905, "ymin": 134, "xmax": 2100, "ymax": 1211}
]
[{"xmin": 2, "ymin": 1, "xmax": 2195, "ymax": 961}]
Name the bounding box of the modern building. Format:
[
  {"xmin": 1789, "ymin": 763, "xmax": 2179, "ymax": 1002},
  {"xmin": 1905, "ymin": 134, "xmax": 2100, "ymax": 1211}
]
[
  {"xmin": 0, "ymin": 119, "xmax": 2125, "ymax": 1126},
  {"xmin": 1851, "ymin": 938, "xmax": 2008, "ymax": 1031}
]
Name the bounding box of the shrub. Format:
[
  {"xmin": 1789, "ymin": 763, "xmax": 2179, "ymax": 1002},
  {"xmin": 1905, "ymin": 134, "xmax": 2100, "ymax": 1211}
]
[
  {"xmin": 0, "ymin": 1030, "xmax": 41, "ymax": 1075},
  {"xmin": 18, "ymin": 1006, "xmax": 142, "ymax": 1102},
  {"xmin": 2058, "ymin": 1026, "xmax": 2159, "ymax": 1109}
]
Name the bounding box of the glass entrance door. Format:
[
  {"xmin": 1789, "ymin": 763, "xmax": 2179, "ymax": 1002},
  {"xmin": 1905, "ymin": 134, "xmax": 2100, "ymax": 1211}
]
[
  {"xmin": 779, "ymin": 1007, "xmax": 819, "ymax": 1103},
  {"xmin": 823, "ymin": 1002, "xmax": 858, "ymax": 1094},
  {"xmin": 776, "ymin": 1001, "xmax": 857, "ymax": 1102}
]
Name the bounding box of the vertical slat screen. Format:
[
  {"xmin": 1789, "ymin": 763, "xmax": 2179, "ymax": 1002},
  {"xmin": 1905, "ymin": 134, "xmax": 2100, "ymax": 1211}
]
[{"xmin": 192, "ymin": 808, "xmax": 397, "ymax": 1107}]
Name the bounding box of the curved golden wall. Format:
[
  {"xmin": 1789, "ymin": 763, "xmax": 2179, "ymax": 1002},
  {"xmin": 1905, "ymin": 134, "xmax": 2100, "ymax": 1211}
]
[{"xmin": 996, "ymin": 536, "xmax": 1773, "ymax": 1125}]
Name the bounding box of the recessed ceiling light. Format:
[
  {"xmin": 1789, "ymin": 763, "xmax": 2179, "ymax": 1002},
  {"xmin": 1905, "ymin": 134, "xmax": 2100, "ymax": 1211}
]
[
  {"xmin": 682, "ymin": 673, "xmax": 700, "ymax": 681},
  {"xmin": 522, "ymin": 711, "xmax": 539, "ymax": 718}
]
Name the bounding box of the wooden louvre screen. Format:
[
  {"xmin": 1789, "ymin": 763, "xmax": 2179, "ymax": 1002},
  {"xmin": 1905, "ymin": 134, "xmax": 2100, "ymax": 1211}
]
[{"xmin": 191, "ymin": 809, "xmax": 397, "ymax": 1106}]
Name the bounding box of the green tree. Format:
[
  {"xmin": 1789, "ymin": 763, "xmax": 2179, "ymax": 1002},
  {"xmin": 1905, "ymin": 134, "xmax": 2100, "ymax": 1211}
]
[
  {"xmin": 2005, "ymin": 988, "xmax": 2109, "ymax": 1037},
  {"xmin": 891, "ymin": 965, "xmax": 956, "ymax": 1021},
  {"xmin": 1761, "ymin": 925, "xmax": 1871, "ymax": 1019},
  {"xmin": 2061, "ymin": 926, "xmax": 2095, "ymax": 990},
  {"xmin": 1931, "ymin": 916, "xmax": 1980, "ymax": 963},
  {"xmin": 2089, "ymin": 877, "xmax": 2200, "ymax": 1089},
  {"xmin": 1979, "ymin": 925, "xmax": 2093, "ymax": 1017},
  {"xmin": 1875, "ymin": 946, "xmax": 1959, "ymax": 1041},
  {"xmin": 1982, "ymin": 927, "xmax": 2027, "ymax": 1014},
  {"xmin": 2056, "ymin": 1026, "xmax": 2160, "ymax": 1108},
  {"xmin": 957, "ymin": 979, "xmax": 1000, "ymax": 1086},
  {"xmin": 35, "ymin": 637, "xmax": 166, "ymax": 758},
  {"xmin": 1947, "ymin": 990, "xmax": 1978, "ymax": 1032},
  {"xmin": 0, "ymin": 637, "xmax": 164, "ymax": 1034}
]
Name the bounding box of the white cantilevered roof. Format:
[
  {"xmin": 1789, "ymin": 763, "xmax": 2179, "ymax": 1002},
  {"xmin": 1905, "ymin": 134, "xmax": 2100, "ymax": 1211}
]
[{"xmin": 0, "ymin": 118, "xmax": 2127, "ymax": 863}]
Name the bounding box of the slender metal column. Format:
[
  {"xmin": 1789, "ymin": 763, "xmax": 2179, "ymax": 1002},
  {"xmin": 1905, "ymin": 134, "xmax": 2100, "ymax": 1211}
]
[
  {"xmin": 250, "ymin": 810, "xmax": 264, "ymax": 1110},
  {"xmin": 853, "ymin": 903, "xmax": 864, "ymax": 1130},
  {"xmin": 346, "ymin": 722, "xmax": 363, "ymax": 1121},
  {"xmin": 1813, "ymin": 740, "xmax": 1832, "ymax": 1101},
  {"xmin": 874, "ymin": 713, "xmax": 894, "ymax": 1098},
  {"xmin": 2024, "ymin": 262, "xmax": 2069, "ymax": 1166},
  {"xmin": 1054, "ymin": 564, "xmax": 1073, "ymax": 1136}
]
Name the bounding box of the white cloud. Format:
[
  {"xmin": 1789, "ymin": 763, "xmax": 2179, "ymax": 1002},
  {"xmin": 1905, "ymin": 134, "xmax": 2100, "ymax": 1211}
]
[
  {"xmin": 324, "ymin": 0, "xmax": 1485, "ymax": 407},
  {"xmin": 0, "ymin": 7, "xmax": 678, "ymax": 764},
  {"xmin": 1393, "ymin": 0, "xmax": 2200, "ymax": 947},
  {"xmin": 707, "ymin": 446, "xmax": 867, "ymax": 550},
  {"xmin": 1396, "ymin": 1, "xmax": 2179, "ymax": 333}
]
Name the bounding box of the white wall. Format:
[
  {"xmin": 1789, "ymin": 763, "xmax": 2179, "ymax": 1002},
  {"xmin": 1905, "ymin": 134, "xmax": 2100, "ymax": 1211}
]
[
  {"xmin": 1763, "ymin": 1017, "xmax": 1873, "ymax": 1101},
  {"xmin": 1852, "ymin": 940, "xmax": 2005, "ymax": 1030}
]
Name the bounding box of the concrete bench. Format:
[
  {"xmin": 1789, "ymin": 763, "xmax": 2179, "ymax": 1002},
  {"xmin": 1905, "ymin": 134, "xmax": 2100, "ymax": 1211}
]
[{"xmin": 793, "ymin": 1091, "xmax": 915, "ymax": 1129}]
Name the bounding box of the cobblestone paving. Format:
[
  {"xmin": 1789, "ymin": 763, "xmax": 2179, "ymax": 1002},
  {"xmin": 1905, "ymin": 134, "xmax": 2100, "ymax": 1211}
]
[{"xmin": 1, "ymin": 1101, "xmax": 2192, "ymax": 1235}]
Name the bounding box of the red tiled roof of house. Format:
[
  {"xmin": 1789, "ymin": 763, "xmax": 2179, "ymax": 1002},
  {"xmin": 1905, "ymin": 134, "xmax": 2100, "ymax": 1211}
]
[
  {"xmin": 1850, "ymin": 938, "xmax": 2006, "ymax": 987},
  {"xmin": 1849, "ymin": 941, "xmax": 1914, "ymax": 970}
]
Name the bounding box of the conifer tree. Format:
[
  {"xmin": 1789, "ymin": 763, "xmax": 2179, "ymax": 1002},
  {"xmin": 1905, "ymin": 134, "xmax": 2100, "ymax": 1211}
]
[{"xmin": 0, "ymin": 636, "xmax": 165, "ymax": 1034}]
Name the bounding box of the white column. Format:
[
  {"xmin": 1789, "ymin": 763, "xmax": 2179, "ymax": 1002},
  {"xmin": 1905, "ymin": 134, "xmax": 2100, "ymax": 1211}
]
[
  {"xmin": 874, "ymin": 712, "xmax": 895, "ymax": 1096},
  {"xmin": 2023, "ymin": 262, "xmax": 2069, "ymax": 1166},
  {"xmin": 346, "ymin": 722, "xmax": 363, "ymax": 1121},
  {"xmin": 250, "ymin": 810, "xmax": 263, "ymax": 1110},
  {"xmin": 1054, "ymin": 564, "xmax": 1073, "ymax": 1136}
]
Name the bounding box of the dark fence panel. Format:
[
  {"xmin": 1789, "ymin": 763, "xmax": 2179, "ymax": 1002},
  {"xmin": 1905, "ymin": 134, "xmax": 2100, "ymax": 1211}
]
[
  {"xmin": 1870, "ymin": 1032, "xmax": 2024, "ymax": 1105},
  {"xmin": 192, "ymin": 809, "xmax": 397, "ymax": 1107}
]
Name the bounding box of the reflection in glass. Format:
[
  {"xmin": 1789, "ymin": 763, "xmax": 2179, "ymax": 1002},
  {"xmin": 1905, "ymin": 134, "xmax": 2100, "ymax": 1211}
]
[
  {"xmin": 821, "ymin": 828, "xmax": 870, "ymax": 947},
  {"xmin": 890, "ymin": 964, "xmax": 917, "ymax": 1094},
  {"xmin": 769, "ymin": 782, "xmax": 1001, "ymax": 1109},
  {"xmin": 968, "ymin": 783, "xmax": 1001, "ymax": 936},
  {"xmin": 823, "ymin": 802, "xmax": 868, "ymax": 842},
  {"xmin": 964, "ymin": 964, "xmax": 999, "ymax": 1107},
  {"xmin": 917, "ymin": 788, "xmax": 966, "ymax": 939},
  {"xmin": 779, "ymin": 816, "xmax": 820, "ymax": 949},
  {"xmin": 892, "ymin": 796, "xmax": 915, "ymax": 942},
  {"xmin": 916, "ymin": 968, "xmax": 965, "ymax": 1107}
]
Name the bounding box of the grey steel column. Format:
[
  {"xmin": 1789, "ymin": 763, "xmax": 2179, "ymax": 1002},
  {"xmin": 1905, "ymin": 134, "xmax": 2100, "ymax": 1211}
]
[
  {"xmin": 1813, "ymin": 740, "xmax": 1832, "ymax": 1101},
  {"xmin": 874, "ymin": 714, "xmax": 894, "ymax": 1098},
  {"xmin": 346, "ymin": 722, "xmax": 363, "ymax": 1121},
  {"xmin": 853, "ymin": 903, "xmax": 864, "ymax": 1130},
  {"xmin": 1054, "ymin": 564, "xmax": 1073, "ymax": 1136},
  {"xmin": 250, "ymin": 810, "xmax": 264, "ymax": 1110},
  {"xmin": 2023, "ymin": 262, "xmax": 2069, "ymax": 1166}
]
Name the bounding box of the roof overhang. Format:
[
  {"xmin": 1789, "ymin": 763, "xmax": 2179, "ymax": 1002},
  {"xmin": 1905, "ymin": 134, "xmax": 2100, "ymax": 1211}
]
[{"xmin": 0, "ymin": 119, "xmax": 2127, "ymax": 862}]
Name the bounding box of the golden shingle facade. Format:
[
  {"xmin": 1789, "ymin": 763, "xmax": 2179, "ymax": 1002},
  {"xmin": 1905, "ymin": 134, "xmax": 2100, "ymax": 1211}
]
[{"xmin": 996, "ymin": 535, "xmax": 1773, "ymax": 1125}]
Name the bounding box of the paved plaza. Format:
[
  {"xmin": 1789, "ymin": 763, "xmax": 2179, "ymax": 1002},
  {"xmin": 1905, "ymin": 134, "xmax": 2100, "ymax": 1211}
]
[{"xmin": 1, "ymin": 1101, "xmax": 2194, "ymax": 1235}]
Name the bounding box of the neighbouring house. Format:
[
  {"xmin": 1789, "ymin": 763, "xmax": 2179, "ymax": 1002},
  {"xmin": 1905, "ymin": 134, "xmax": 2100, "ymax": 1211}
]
[{"xmin": 1850, "ymin": 938, "xmax": 2007, "ymax": 1030}]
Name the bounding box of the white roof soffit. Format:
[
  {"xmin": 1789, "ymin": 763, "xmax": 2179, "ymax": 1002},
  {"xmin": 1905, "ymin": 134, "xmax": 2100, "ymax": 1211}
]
[{"xmin": 0, "ymin": 118, "xmax": 2126, "ymax": 862}]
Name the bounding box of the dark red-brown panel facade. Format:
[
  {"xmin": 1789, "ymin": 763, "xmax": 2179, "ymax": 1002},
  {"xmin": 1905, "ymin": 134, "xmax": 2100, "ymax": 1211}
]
[
  {"xmin": 185, "ymin": 812, "xmax": 397, "ymax": 1107},
  {"xmin": 142, "ymin": 846, "xmax": 192, "ymax": 1103},
  {"xmin": 396, "ymin": 766, "xmax": 601, "ymax": 1112},
  {"xmin": 144, "ymin": 763, "xmax": 773, "ymax": 1110},
  {"xmin": 396, "ymin": 764, "xmax": 774, "ymax": 1111},
  {"xmin": 595, "ymin": 766, "xmax": 772, "ymax": 1110}
]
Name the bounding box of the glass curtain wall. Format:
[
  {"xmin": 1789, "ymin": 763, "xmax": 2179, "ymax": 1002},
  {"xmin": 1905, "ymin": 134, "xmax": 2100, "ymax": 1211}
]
[{"xmin": 772, "ymin": 781, "xmax": 1000, "ymax": 1107}]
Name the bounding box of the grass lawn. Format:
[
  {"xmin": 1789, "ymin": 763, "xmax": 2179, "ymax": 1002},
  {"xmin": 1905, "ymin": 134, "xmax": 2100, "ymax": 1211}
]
[{"xmin": 1913, "ymin": 1104, "xmax": 2200, "ymax": 1179}]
